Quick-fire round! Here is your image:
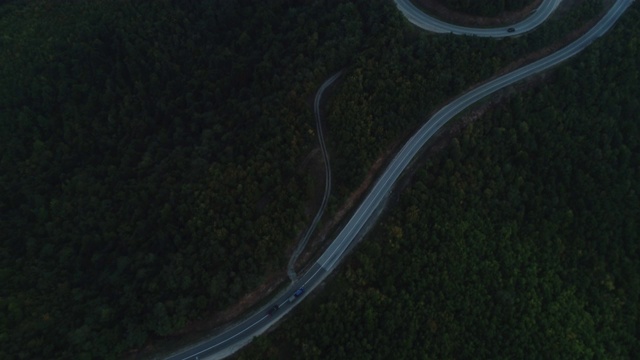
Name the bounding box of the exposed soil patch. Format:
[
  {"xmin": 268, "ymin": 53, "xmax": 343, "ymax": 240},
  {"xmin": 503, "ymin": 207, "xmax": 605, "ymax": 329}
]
[{"xmin": 411, "ymin": 0, "xmax": 543, "ymax": 27}]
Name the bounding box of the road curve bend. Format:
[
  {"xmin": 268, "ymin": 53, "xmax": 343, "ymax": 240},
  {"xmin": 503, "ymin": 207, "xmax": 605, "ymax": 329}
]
[
  {"xmin": 394, "ymin": 0, "xmax": 562, "ymax": 36},
  {"xmin": 287, "ymin": 71, "xmax": 342, "ymax": 281},
  {"xmin": 316, "ymin": 0, "xmax": 633, "ymax": 273},
  {"xmin": 166, "ymin": 1, "xmax": 634, "ymax": 359}
]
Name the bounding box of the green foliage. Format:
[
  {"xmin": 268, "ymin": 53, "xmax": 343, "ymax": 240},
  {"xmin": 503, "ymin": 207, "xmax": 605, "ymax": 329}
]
[
  {"xmin": 0, "ymin": 0, "xmax": 368, "ymax": 358},
  {"xmin": 436, "ymin": 0, "xmax": 536, "ymax": 17},
  {"xmin": 326, "ymin": 0, "xmax": 605, "ymax": 198},
  {"xmin": 237, "ymin": 3, "xmax": 640, "ymax": 359},
  {"xmin": 0, "ymin": 0, "xmax": 623, "ymax": 358}
]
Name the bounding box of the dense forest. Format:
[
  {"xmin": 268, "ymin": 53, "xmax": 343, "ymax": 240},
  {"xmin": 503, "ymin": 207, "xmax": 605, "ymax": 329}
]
[
  {"xmin": 324, "ymin": 0, "xmax": 603, "ymax": 198},
  {"xmin": 237, "ymin": 3, "xmax": 640, "ymax": 359},
  {"xmin": 0, "ymin": 0, "xmax": 616, "ymax": 358},
  {"xmin": 0, "ymin": 1, "xmax": 364, "ymax": 358},
  {"xmin": 432, "ymin": 0, "xmax": 536, "ymax": 17}
]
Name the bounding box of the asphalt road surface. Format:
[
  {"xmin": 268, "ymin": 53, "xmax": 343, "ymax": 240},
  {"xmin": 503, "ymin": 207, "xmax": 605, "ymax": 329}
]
[
  {"xmin": 394, "ymin": 0, "xmax": 562, "ymax": 36},
  {"xmin": 287, "ymin": 72, "xmax": 342, "ymax": 281},
  {"xmin": 166, "ymin": 0, "xmax": 634, "ymax": 359}
]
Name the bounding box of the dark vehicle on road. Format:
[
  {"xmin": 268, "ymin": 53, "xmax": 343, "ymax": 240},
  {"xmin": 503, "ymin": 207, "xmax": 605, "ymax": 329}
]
[
  {"xmin": 507, "ymin": 27, "xmax": 516, "ymax": 32},
  {"xmin": 267, "ymin": 305, "xmax": 279, "ymax": 316},
  {"xmin": 288, "ymin": 287, "xmax": 305, "ymax": 302}
]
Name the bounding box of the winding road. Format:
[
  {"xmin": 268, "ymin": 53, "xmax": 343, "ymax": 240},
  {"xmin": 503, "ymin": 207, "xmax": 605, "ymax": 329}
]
[
  {"xmin": 287, "ymin": 71, "xmax": 342, "ymax": 281},
  {"xmin": 394, "ymin": 0, "xmax": 562, "ymax": 36},
  {"xmin": 166, "ymin": 0, "xmax": 634, "ymax": 359}
]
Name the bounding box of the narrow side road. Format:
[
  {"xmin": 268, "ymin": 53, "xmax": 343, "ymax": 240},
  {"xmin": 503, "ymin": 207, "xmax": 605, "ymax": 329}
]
[{"xmin": 287, "ymin": 72, "xmax": 342, "ymax": 281}]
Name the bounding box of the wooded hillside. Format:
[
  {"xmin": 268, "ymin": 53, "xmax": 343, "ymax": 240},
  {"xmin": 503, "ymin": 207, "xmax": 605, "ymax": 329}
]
[
  {"xmin": 0, "ymin": 0, "xmax": 615, "ymax": 358},
  {"xmin": 434, "ymin": 0, "xmax": 536, "ymax": 16},
  {"xmin": 237, "ymin": 2, "xmax": 640, "ymax": 359}
]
